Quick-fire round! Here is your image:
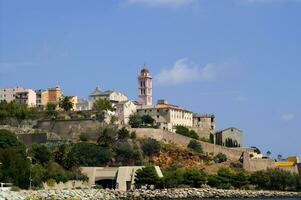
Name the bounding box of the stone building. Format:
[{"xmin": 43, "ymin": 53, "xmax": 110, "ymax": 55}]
[
  {"xmin": 15, "ymin": 89, "xmax": 37, "ymax": 107},
  {"xmin": 138, "ymin": 67, "xmax": 152, "ymax": 106},
  {"xmin": 0, "ymin": 86, "xmax": 27, "ymax": 103},
  {"xmin": 89, "ymin": 86, "xmax": 128, "ymax": 109},
  {"xmin": 115, "ymin": 100, "xmax": 137, "ymax": 125},
  {"xmin": 137, "ymin": 100, "xmax": 193, "ymax": 132},
  {"xmin": 192, "ymin": 114, "xmax": 216, "ymax": 139},
  {"xmin": 76, "ymin": 98, "xmax": 90, "ymax": 111},
  {"xmin": 215, "ymin": 127, "xmax": 243, "ymax": 147}
]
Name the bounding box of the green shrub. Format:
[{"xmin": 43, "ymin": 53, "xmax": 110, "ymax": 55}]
[
  {"xmin": 140, "ymin": 138, "xmax": 161, "ymax": 157},
  {"xmin": 187, "ymin": 140, "xmax": 203, "ymax": 153},
  {"xmin": 175, "ymin": 126, "xmax": 199, "ymax": 139},
  {"xmin": 130, "ymin": 131, "xmax": 136, "ymax": 139},
  {"xmin": 214, "ymin": 153, "xmax": 227, "ymax": 163},
  {"xmin": 135, "ymin": 166, "xmax": 159, "ymax": 188},
  {"xmin": 10, "ymin": 186, "xmax": 21, "ymax": 191},
  {"xmin": 182, "ymin": 168, "xmax": 207, "ymax": 188},
  {"xmin": 79, "ymin": 133, "xmax": 89, "ymax": 142},
  {"xmin": 47, "ymin": 178, "xmax": 56, "ymax": 187}
]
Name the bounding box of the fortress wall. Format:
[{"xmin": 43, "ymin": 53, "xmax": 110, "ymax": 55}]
[
  {"xmin": 36, "ymin": 119, "xmax": 103, "ymax": 140},
  {"xmin": 132, "ymin": 128, "xmax": 246, "ymax": 161}
]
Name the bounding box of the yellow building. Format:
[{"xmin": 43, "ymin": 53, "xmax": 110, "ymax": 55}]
[
  {"xmin": 275, "ymin": 156, "xmax": 299, "ymax": 167},
  {"xmin": 48, "ymin": 86, "xmax": 63, "ymax": 104},
  {"xmin": 70, "ymin": 96, "xmax": 78, "ymax": 111}
]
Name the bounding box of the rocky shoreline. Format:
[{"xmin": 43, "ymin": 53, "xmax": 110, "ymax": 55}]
[{"xmin": 1, "ymin": 188, "xmax": 301, "ymax": 200}]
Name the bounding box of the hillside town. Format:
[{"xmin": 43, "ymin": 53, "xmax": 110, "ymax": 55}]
[{"xmin": 0, "ymin": 67, "xmax": 300, "ymax": 199}]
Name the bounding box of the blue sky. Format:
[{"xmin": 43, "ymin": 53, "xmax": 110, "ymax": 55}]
[{"xmin": 0, "ymin": 0, "xmax": 300, "ymax": 158}]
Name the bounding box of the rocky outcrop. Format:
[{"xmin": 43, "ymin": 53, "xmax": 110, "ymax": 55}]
[{"xmin": 1, "ymin": 188, "xmax": 301, "ymax": 200}]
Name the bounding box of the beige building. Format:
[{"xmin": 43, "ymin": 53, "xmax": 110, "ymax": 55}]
[
  {"xmin": 89, "ymin": 86, "xmax": 128, "ymax": 109},
  {"xmin": 0, "ymin": 86, "xmax": 27, "ymax": 102},
  {"xmin": 137, "ymin": 100, "xmax": 193, "ymax": 132},
  {"xmin": 76, "ymin": 98, "xmax": 89, "ymax": 111},
  {"xmin": 215, "ymin": 127, "xmax": 243, "ymax": 147},
  {"xmin": 15, "ymin": 89, "xmax": 37, "ymax": 107},
  {"xmin": 115, "ymin": 100, "xmax": 137, "ymax": 125},
  {"xmin": 35, "ymin": 89, "xmax": 49, "ymax": 107}
]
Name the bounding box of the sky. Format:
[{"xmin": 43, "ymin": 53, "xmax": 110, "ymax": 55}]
[{"xmin": 0, "ymin": 0, "xmax": 300, "ymax": 159}]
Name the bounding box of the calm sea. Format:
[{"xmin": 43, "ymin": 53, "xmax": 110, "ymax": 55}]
[{"xmin": 204, "ymin": 199, "xmax": 301, "ymax": 200}]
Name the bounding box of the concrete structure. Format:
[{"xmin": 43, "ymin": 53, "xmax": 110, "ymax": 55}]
[
  {"xmin": 15, "ymin": 89, "xmax": 37, "ymax": 107},
  {"xmin": 81, "ymin": 166, "xmax": 163, "ymax": 191},
  {"xmin": 215, "ymin": 127, "xmax": 243, "ymax": 147},
  {"xmin": 115, "ymin": 100, "xmax": 137, "ymax": 125},
  {"xmin": 76, "ymin": 98, "xmax": 90, "ymax": 111},
  {"xmin": 138, "ymin": 67, "xmax": 152, "ymax": 106},
  {"xmin": 137, "ymin": 100, "xmax": 193, "ymax": 132},
  {"xmin": 89, "ymin": 86, "xmax": 128, "ymax": 109},
  {"xmin": 0, "ymin": 86, "xmax": 27, "ymax": 103}
]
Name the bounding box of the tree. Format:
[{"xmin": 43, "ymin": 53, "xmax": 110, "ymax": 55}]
[
  {"xmin": 141, "ymin": 138, "xmax": 161, "ymax": 157},
  {"xmin": 53, "ymin": 144, "xmax": 78, "ymax": 170},
  {"xmin": 141, "ymin": 115, "xmax": 155, "ymax": 125},
  {"xmin": 175, "ymin": 125, "xmax": 199, "ymax": 140},
  {"xmin": 0, "ymin": 129, "xmax": 25, "ymax": 151},
  {"xmin": 114, "ymin": 142, "xmax": 136, "ymax": 165},
  {"xmin": 129, "ymin": 114, "xmax": 142, "ymax": 128},
  {"xmin": 182, "ymin": 168, "xmax": 207, "ymax": 188},
  {"xmin": 188, "ymin": 140, "xmax": 203, "ymax": 153},
  {"xmin": 71, "ymin": 143, "xmax": 112, "ymax": 166},
  {"xmin": 46, "ymin": 102, "xmax": 57, "ymax": 117},
  {"xmin": 135, "ymin": 166, "xmax": 159, "ymax": 188},
  {"xmin": 29, "ymin": 144, "xmax": 52, "ymax": 166},
  {"xmin": 92, "ymin": 98, "xmax": 114, "ymax": 112},
  {"xmin": 214, "ymin": 153, "xmax": 227, "ymax": 163},
  {"xmin": 59, "ymin": 96, "xmax": 74, "ymax": 111},
  {"xmin": 79, "ymin": 133, "xmax": 90, "ymax": 142},
  {"xmin": 230, "ymin": 172, "xmax": 249, "ymax": 188},
  {"xmin": 117, "ymin": 127, "xmax": 130, "ymax": 140},
  {"xmin": 0, "ymin": 148, "xmax": 30, "ymax": 189},
  {"xmin": 250, "ymin": 170, "xmax": 270, "ymax": 189},
  {"xmin": 31, "ymin": 164, "xmax": 47, "ymax": 188},
  {"xmin": 97, "ymin": 128, "xmax": 117, "ymax": 147}
]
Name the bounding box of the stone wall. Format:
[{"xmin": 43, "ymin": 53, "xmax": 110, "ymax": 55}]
[
  {"xmin": 16, "ymin": 133, "xmax": 47, "ymax": 146},
  {"xmin": 36, "ymin": 119, "xmax": 103, "ymax": 140},
  {"xmin": 131, "ymin": 128, "xmax": 247, "ymax": 161},
  {"xmin": 42, "ymin": 180, "xmax": 89, "ymax": 190}
]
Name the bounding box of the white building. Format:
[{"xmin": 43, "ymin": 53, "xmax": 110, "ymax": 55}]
[
  {"xmin": 137, "ymin": 100, "xmax": 193, "ymax": 132},
  {"xmin": 15, "ymin": 89, "xmax": 37, "ymax": 107},
  {"xmin": 89, "ymin": 86, "xmax": 128, "ymax": 109},
  {"xmin": 115, "ymin": 100, "xmax": 137, "ymax": 125},
  {"xmin": 76, "ymin": 98, "xmax": 90, "ymax": 111},
  {"xmin": 0, "ymin": 86, "xmax": 27, "ymax": 102}
]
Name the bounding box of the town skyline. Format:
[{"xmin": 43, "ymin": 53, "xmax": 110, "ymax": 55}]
[{"xmin": 1, "ymin": 0, "xmax": 300, "ymax": 159}]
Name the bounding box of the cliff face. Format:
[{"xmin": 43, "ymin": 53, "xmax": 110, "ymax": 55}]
[{"xmin": 151, "ymin": 144, "xmax": 208, "ymax": 169}]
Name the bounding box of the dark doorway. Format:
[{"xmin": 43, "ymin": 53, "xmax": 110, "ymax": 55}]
[{"xmin": 95, "ymin": 179, "xmax": 116, "ymax": 189}]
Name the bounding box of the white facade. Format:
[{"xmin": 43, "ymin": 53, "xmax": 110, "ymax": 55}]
[
  {"xmin": 15, "ymin": 89, "xmax": 37, "ymax": 107},
  {"xmin": 137, "ymin": 100, "xmax": 193, "ymax": 132},
  {"xmin": 115, "ymin": 100, "xmax": 137, "ymax": 125},
  {"xmin": 0, "ymin": 87, "xmax": 26, "ymax": 102},
  {"xmin": 89, "ymin": 86, "xmax": 128, "ymax": 109}
]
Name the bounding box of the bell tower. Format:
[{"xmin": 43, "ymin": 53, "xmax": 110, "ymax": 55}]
[{"xmin": 138, "ymin": 66, "xmax": 152, "ymax": 106}]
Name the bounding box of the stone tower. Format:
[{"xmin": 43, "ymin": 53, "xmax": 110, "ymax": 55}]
[{"xmin": 138, "ymin": 66, "xmax": 152, "ymax": 106}]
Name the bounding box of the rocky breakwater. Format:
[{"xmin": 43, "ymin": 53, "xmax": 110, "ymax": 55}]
[{"xmin": 1, "ymin": 188, "xmax": 301, "ymax": 200}]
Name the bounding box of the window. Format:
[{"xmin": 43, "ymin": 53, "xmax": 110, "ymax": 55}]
[
  {"xmin": 157, "ymin": 115, "xmax": 159, "ymax": 118},
  {"xmin": 157, "ymin": 109, "xmax": 159, "ymax": 112}
]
